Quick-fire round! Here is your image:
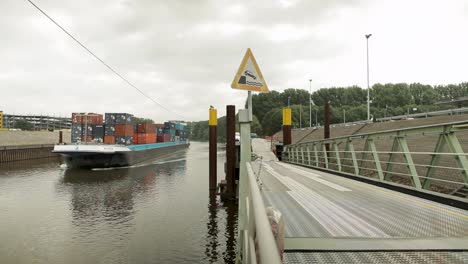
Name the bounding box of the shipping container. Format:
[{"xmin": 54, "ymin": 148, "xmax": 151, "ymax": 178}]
[
  {"xmin": 175, "ymin": 123, "xmax": 186, "ymax": 131},
  {"xmin": 133, "ymin": 133, "xmax": 138, "ymax": 144},
  {"xmin": 137, "ymin": 133, "xmax": 156, "ymax": 144},
  {"xmin": 92, "ymin": 125, "xmax": 104, "ymax": 138},
  {"xmin": 71, "ymin": 124, "xmax": 82, "ymax": 136},
  {"xmin": 81, "ymin": 135, "xmax": 93, "ymax": 143},
  {"xmin": 105, "ymin": 113, "xmax": 133, "ymax": 124},
  {"xmin": 105, "ymin": 113, "xmax": 117, "ymax": 124},
  {"xmin": 157, "ymin": 134, "xmax": 171, "ymax": 142},
  {"xmin": 72, "ymin": 113, "xmax": 103, "ymax": 125},
  {"xmin": 163, "ymin": 128, "xmax": 175, "ymax": 135},
  {"xmin": 164, "ymin": 122, "xmax": 175, "ymax": 130},
  {"xmin": 104, "ymin": 135, "xmax": 115, "ymax": 144},
  {"xmin": 154, "ymin": 123, "xmax": 164, "ymax": 129},
  {"xmin": 105, "ymin": 124, "xmax": 115, "ymax": 136},
  {"xmin": 115, "ymin": 124, "xmax": 133, "ymax": 136},
  {"xmin": 115, "ymin": 136, "xmax": 133, "ymax": 145},
  {"xmin": 137, "ymin": 123, "xmax": 156, "ymax": 134}
]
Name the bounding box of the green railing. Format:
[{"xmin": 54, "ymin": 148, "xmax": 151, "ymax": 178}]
[{"xmin": 283, "ymin": 121, "xmax": 468, "ymax": 194}]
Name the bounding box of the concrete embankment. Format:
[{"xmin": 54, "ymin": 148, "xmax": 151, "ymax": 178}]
[
  {"xmin": 0, "ymin": 130, "xmax": 71, "ymax": 146},
  {"xmin": 0, "ymin": 130, "xmax": 71, "ymax": 163}
]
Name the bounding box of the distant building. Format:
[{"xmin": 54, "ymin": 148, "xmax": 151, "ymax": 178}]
[
  {"xmin": 3, "ymin": 114, "xmax": 71, "ymax": 130},
  {"xmin": 0, "ymin": 111, "xmax": 3, "ymax": 128}
]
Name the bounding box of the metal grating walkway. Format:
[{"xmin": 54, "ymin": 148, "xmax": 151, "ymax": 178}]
[
  {"xmin": 284, "ymin": 251, "xmax": 468, "ymax": 264},
  {"xmin": 250, "ymin": 139, "xmax": 468, "ymax": 263}
]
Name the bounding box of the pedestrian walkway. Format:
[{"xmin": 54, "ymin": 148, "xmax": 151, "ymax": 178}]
[{"xmin": 250, "ymin": 139, "xmax": 468, "ymax": 263}]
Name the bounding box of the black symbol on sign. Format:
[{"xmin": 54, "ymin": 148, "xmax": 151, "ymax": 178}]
[{"xmin": 244, "ymin": 70, "xmax": 257, "ymax": 80}]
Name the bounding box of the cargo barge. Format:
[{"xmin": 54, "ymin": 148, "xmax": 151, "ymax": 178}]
[
  {"xmin": 54, "ymin": 112, "xmax": 190, "ymax": 169},
  {"xmin": 53, "ymin": 141, "xmax": 189, "ymax": 169}
]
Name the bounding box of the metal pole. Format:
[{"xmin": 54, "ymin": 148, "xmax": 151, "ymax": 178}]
[
  {"xmin": 226, "ymin": 105, "xmax": 236, "ymax": 197},
  {"xmin": 237, "ymin": 109, "xmax": 251, "ymax": 261},
  {"xmin": 283, "ymin": 108, "xmax": 292, "ymax": 146},
  {"xmin": 209, "ymin": 108, "xmax": 217, "ymax": 194},
  {"xmin": 288, "ymin": 96, "xmax": 290, "ymax": 108},
  {"xmin": 309, "ymin": 79, "xmax": 312, "ymax": 128},
  {"xmin": 343, "ymin": 109, "xmax": 346, "ymax": 125},
  {"xmin": 299, "ymin": 104, "xmax": 302, "ymax": 128},
  {"xmin": 315, "ymin": 109, "xmax": 318, "ymax": 127},
  {"xmin": 366, "ymin": 34, "xmax": 372, "ymax": 121},
  {"xmin": 248, "ymin": 91, "xmax": 252, "ymax": 121}
]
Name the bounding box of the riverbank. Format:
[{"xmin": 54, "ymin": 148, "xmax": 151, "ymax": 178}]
[{"xmin": 0, "ymin": 130, "xmax": 71, "ymax": 146}]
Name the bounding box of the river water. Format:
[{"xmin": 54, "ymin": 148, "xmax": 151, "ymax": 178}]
[{"xmin": 0, "ymin": 142, "xmax": 237, "ymax": 264}]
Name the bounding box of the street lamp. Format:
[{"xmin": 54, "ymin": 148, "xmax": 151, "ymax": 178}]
[
  {"xmin": 288, "ymin": 96, "xmax": 291, "ymax": 108},
  {"xmin": 365, "ymin": 33, "xmax": 372, "ymax": 121},
  {"xmin": 309, "ymin": 79, "xmax": 312, "ymax": 128}
]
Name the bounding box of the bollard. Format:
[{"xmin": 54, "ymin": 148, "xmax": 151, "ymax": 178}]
[
  {"xmin": 324, "ymin": 101, "xmax": 330, "ymax": 140},
  {"xmin": 226, "ymin": 105, "xmax": 236, "ymax": 197},
  {"xmin": 209, "ymin": 108, "xmax": 217, "ymax": 194},
  {"xmin": 59, "ymin": 131, "xmax": 63, "ymax": 144},
  {"xmin": 282, "ymin": 108, "xmax": 292, "ymax": 146},
  {"xmin": 324, "ymin": 101, "xmax": 330, "ymax": 164}
]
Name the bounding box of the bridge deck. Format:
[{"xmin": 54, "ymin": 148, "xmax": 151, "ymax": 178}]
[{"xmin": 250, "ymin": 139, "xmax": 468, "ymax": 263}]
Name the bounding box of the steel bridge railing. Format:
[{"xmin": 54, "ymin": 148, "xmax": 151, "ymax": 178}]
[
  {"xmin": 282, "ymin": 120, "xmax": 468, "ymax": 195},
  {"xmin": 236, "ymin": 162, "xmax": 282, "ymax": 264}
]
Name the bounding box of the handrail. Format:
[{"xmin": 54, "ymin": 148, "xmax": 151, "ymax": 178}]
[
  {"xmin": 283, "ymin": 120, "xmax": 468, "ymax": 193},
  {"xmin": 245, "ymin": 163, "xmax": 282, "ymax": 264}
]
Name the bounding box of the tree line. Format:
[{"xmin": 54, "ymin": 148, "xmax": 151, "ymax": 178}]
[{"xmin": 189, "ymin": 82, "xmax": 468, "ymax": 141}]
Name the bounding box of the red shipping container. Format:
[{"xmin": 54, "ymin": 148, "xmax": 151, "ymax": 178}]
[
  {"xmin": 85, "ymin": 114, "xmax": 103, "ymax": 125},
  {"xmin": 137, "ymin": 123, "xmax": 156, "ymax": 134},
  {"xmin": 104, "ymin": 135, "xmax": 115, "ymax": 144},
  {"xmin": 72, "ymin": 113, "xmax": 103, "ymax": 124},
  {"xmin": 157, "ymin": 134, "xmax": 164, "ymax": 143},
  {"xmin": 133, "ymin": 133, "xmax": 138, "ymax": 144},
  {"xmin": 81, "ymin": 135, "xmax": 93, "ymax": 143},
  {"xmin": 157, "ymin": 133, "xmax": 171, "ymax": 142},
  {"xmin": 115, "ymin": 124, "xmax": 133, "ymax": 136},
  {"xmin": 138, "ymin": 133, "xmax": 156, "ymax": 144}
]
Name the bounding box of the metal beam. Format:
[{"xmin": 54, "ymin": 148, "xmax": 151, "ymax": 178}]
[
  {"xmin": 384, "ymin": 137, "xmax": 399, "ymax": 181},
  {"xmin": 444, "ymin": 133, "xmax": 468, "ymax": 185},
  {"xmin": 397, "ymin": 136, "xmax": 422, "ymax": 189},
  {"xmin": 322, "ymin": 143, "xmax": 328, "ymax": 169},
  {"xmin": 284, "ymin": 237, "xmax": 468, "ymax": 251},
  {"xmin": 423, "ymin": 133, "xmax": 446, "ymax": 189},
  {"xmin": 332, "ymin": 142, "xmax": 342, "ymax": 171},
  {"xmin": 368, "ymin": 138, "xmax": 384, "ymax": 181},
  {"xmin": 345, "ymin": 140, "xmax": 359, "ymax": 175}
]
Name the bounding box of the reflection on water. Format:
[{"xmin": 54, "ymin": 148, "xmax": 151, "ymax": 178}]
[
  {"xmin": 205, "ymin": 195, "xmax": 238, "ymax": 264},
  {"xmin": 0, "ymin": 142, "xmax": 237, "ymax": 264}
]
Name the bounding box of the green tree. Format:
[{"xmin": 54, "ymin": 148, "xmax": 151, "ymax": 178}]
[{"xmin": 14, "ymin": 120, "xmax": 34, "ymax": 130}]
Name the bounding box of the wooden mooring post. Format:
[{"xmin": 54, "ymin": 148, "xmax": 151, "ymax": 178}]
[
  {"xmin": 209, "ymin": 107, "xmax": 217, "ymax": 194},
  {"xmin": 225, "ymin": 105, "xmax": 236, "ymax": 197}
]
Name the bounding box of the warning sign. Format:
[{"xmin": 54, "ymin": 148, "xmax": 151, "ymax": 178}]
[{"xmin": 231, "ymin": 48, "xmax": 269, "ymax": 92}]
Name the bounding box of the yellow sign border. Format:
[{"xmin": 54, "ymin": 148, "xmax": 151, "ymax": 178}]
[{"xmin": 231, "ymin": 48, "xmax": 269, "ymax": 93}]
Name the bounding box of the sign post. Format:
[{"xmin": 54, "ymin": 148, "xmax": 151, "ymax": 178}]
[{"xmin": 231, "ymin": 48, "xmax": 269, "ymax": 262}]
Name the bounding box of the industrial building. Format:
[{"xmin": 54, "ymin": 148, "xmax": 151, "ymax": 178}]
[{"xmin": 2, "ymin": 114, "xmax": 71, "ymax": 130}]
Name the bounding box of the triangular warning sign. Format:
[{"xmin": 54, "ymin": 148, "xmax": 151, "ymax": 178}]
[{"xmin": 231, "ymin": 48, "xmax": 269, "ymax": 93}]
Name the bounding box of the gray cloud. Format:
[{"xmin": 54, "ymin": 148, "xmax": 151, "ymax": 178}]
[{"xmin": 0, "ymin": 0, "xmax": 466, "ymax": 121}]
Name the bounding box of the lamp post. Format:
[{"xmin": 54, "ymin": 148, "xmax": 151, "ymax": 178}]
[
  {"xmin": 309, "ymin": 79, "xmax": 312, "ymax": 128},
  {"xmin": 288, "ymin": 96, "xmax": 291, "ymax": 108},
  {"xmin": 365, "ymin": 33, "xmax": 372, "ymax": 121}
]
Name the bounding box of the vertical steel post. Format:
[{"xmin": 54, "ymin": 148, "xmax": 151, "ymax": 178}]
[
  {"xmin": 283, "ymin": 108, "xmax": 292, "ymax": 146},
  {"xmin": 226, "ymin": 105, "xmax": 236, "ymax": 197},
  {"xmin": 59, "ymin": 131, "xmax": 63, "ymax": 144},
  {"xmin": 324, "ymin": 101, "xmax": 330, "ymax": 165},
  {"xmin": 237, "ymin": 109, "xmax": 251, "ymax": 261},
  {"xmin": 209, "ymin": 108, "xmax": 217, "ymax": 194},
  {"xmin": 324, "ymin": 101, "xmax": 330, "ymax": 139}
]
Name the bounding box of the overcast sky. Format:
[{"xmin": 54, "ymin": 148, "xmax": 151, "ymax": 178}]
[{"xmin": 1, "ymin": 0, "xmax": 467, "ymax": 122}]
